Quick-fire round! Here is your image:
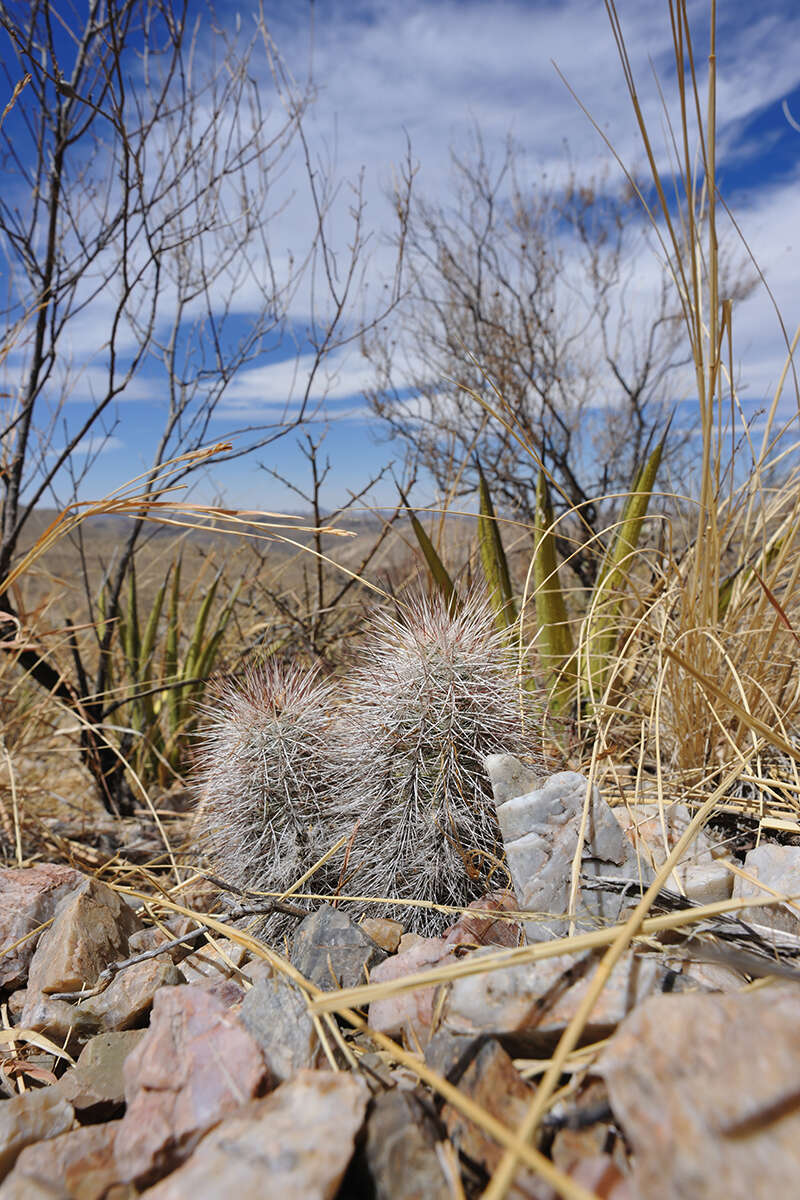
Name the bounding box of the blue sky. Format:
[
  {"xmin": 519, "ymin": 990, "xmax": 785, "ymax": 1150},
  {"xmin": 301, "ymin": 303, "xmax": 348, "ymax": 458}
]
[{"xmin": 3, "ymin": 0, "xmax": 799, "ymax": 515}]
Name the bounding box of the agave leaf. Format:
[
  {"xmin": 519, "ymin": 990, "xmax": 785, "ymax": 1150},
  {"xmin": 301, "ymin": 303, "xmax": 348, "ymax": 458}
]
[
  {"xmin": 123, "ymin": 562, "xmax": 142, "ymax": 681},
  {"xmin": 132, "ymin": 568, "xmax": 171, "ymax": 733},
  {"xmin": 183, "ymin": 569, "xmax": 221, "ymax": 682},
  {"xmin": 533, "ymin": 470, "xmax": 576, "ymax": 711},
  {"xmin": 399, "ymin": 486, "xmax": 459, "ymax": 611},
  {"xmin": 140, "ymin": 569, "xmax": 170, "ymax": 677},
  {"xmin": 176, "ymin": 574, "xmax": 238, "ymax": 733},
  {"xmin": 163, "ymin": 557, "xmax": 182, "ymax": 737},
  {"xmin": 584, "ymin": 438, "xmax": 664, "ymax": 703},
  {"xmin": 477, "ymin": 462, "xmax": 517, "ymax": 635}
]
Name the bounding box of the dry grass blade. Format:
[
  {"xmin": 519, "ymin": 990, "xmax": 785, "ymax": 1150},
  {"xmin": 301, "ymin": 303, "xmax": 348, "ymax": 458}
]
[
  {"xmin": 309, "ymin": 881, "xmax": 794, "ymax": 1016},
  {"xmin": 0, "ymin": 1027, "xmax": 75, "ymax": 1066}
]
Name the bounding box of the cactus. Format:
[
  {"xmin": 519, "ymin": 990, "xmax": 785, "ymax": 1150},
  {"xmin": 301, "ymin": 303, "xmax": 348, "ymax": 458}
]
[
  {"xmin": 193, "ymin": 661, "xmax": 343, "ymax": 935},
  {"xmin": 332, "ymin": 590, "xmax": 541, "ymax": 933}
]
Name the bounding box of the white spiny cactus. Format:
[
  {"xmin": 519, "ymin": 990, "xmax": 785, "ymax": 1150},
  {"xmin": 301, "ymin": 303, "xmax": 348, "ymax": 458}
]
[
  {"xmin": 332, "ymin": 590, "xmax": 540, "ymax": 933},
  {"xmin": 194, "ymin": 661, "xmax": 342, "ymax": 933}
]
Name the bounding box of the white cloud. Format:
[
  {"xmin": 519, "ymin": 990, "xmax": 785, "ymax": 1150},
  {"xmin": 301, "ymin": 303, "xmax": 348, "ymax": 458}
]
[{"xmin": 7, "ymin": 1, "xmax": 799, "ymax": 510}]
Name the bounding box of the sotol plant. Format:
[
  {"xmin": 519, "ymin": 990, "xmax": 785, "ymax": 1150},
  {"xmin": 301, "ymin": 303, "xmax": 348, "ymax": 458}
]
[
  {"xmin": 194, "ymin": 661, "xmax": 343, "ymax": 932},
  {"xmin": 333, "ymin": 590, "xmax": 541, "ymax": 933}
]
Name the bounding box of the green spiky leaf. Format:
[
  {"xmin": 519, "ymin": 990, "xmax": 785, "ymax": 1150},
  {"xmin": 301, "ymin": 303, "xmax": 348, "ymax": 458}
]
[
  {"xmin": 533, "ymin": 470, "xmax": 576, "ymax": 712},
  {"xmin": 399, "ymin": 487, "xmax": 459, "ymax": 611},
  {"xmin": 477, "ymin": 461, "xmax": 517, "ymax": 636}
]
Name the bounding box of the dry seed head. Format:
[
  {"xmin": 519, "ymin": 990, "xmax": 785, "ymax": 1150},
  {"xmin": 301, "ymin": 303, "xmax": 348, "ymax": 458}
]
[
  {"xmin": 334, "ymin": 590, "xmax": 542, "ymax": 933},
  {"xmin": 194, "ymin": 661, "xmax": 342, "ymax": 933}
]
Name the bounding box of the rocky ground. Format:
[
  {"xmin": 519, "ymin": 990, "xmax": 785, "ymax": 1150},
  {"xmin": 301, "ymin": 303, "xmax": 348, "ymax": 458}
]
[{"xmin": 1, "ymin": 757, "xmax": 800, "ymax": 1198}]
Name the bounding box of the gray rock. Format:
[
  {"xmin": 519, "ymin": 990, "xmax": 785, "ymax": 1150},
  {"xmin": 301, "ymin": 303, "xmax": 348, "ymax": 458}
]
[
  {"xmin": 239, "ymin": 971, "xmax": 321, "ymax": 1082},
  {"xmin": 139, "ymin": 1070, "xmax": 369, "ymax": 1200},
  {"xmin": 290, "ymin": 904, "xmax": 387, "ymax": 991},
  {"xmin": 0, "ymin": 1088, "xmax": 74, "ymax": 1183},
  {"xmin": 614, "ymin": 800, "xmax": 732, "ymax": 904},
  {"xmin": 80, "ymin": 958, "xmax": 182, "ymax": 1031},
  {"xmin": 495, "ymin": 771, "xmax": 651, "ymax": 940},
  {"xmin": 732, "ymin": 844, "xmax": 800, "ymax": 935},
  {"xmin": 484, "ymin": 754, "xmax": 545, "ymax": 807},
  {"xmin": 57, "ymin": 1029, "xmax": 147, "ymax": 1119},
  {"xmin": 445, "ymin": 946, "xmax": 666, "ymax": 1052},
  {"xmin": 423, "ymin": 1029, "xmax": 488, "ymax": 1082},
  {"xmin": 365, "ymin": 1089, "xmax": 451, "ymax": 1200}
]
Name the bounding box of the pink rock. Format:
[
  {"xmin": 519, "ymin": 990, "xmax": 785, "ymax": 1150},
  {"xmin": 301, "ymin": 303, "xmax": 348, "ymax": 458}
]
[
  {"xmin": 2, "ymin": 1122, "xmax": 120, "ymax": 1198},
  {"xmin": 368, "ymin": 936, "xmax": 455, "ymax": 1041},
  {"xmin": 114, "ymin": 984, "xmax": 270, "ymax": 1188},
  {"xmin": 140, "ymin": 1070, "xmax": 369, "ymax": 1200},
  {"xmin": 598, "ymin": 984, "xmax": 800, "ymax": 1198},
  {"xmin": 443, "ymin": 890, "xmax": 522, "ymax": 949},
  {"xmin": 0, "ymin": 864, "xmax": 85, "ymax": 988},
  {"xmin": 442, "ymin": 1039, "xmax": 536, "ymax": 1192},
  {"xmin": 0, "ymin": 1087, "xmax": 75, "ymax": 1182}
]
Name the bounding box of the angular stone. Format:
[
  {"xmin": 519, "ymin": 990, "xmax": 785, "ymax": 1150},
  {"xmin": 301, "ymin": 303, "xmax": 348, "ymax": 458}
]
[
  {"xmin": 368, "ymin": 936, "xmax": 454, "ymax": 1042},
  {"xmin": 441, "ymin": 1039, "xmax": 540, "ymax": 1197},
  {"xmin": 57, "ymin": 1030, "xmax": 147, "ymax": 1119},
  {"xmin": 179, "ymin": 938, "xmax": 250, "ymax": 986},
  {"xmin": 674, "ymin": 958, "xmax": 747, "ymax": 993},
  {"xmin": 423, "ymin": 1029, "xmax": 488, "ymax": 1083},
  {"xmin": 0, "ymin": 1088, "xmax": 74, "ymax": 1182},
  {"xmin": 126, "ymin": 917, "xmax": 198, "ymax": 958},
  {"xmin": 445, "ymin": 948, "xmax": 665, "ymax": 1052},
  {"xmin": 22, "ymin": 876, "xmax": 142, "ymax": 1002},
  {"xmin": 80, "ymin": 959, "xmax": 182, "ymax": 1030},
  {"xmin": 139, "ymin": 1070, "xmax": 369, "ymax": 1200},
  {"xmin": 1, "ymin": 1122, "xmax": 120, "ymax": 1200},
  {"xmin": 114, "ymin": 984, "xmax": 269, "ymax": 1188},
  {"xmin": 290, "ymin": 905, "xmax": 387, "ymax": 991},
  {"xmin": 598, "ymin": 984, "xmax": 800, "ymax": 1198},
  {"xmin": 12, "ymin": 995, "xmax": 100, "ymax": 1047},
  {"xmin": 496, "ymin": 772, "xmax": 651, "ymax": 940},
  {"xmin": 443, "ymin": 890, "xmax": 521, "ymax": 949},
  {"xmin": 365, "ymin": 1089, "xmax": 451, "ymax": 1199},
  {"xmin": 614, "ymin": 800, "xmax": 731, "ymax": 904},
  {"xmin": 0, "ymin": 864, "xmax": 85, "ymax": 989},
  {"xmin": 549, "ymin": 1079, "xmax": 629, "ymax": 1179},
  {"xmin": 5, "ymin": 990, "xmax": 26, "ymax": 1019},
  {"xmin": 732, "ymin": 844, "xmax": 800, "ymax": 935},
  {"xmin": 484, "ymin": 754, "xmax": 545, "ymax": 807},
  {"xmin": 360, "ymin": 917, "xmax": 404, "ymax": 953},
  {"xmin": 238, "ymin": 971, "xmax": 321, "ymax": 1082},
  {"xmin": 0, "ymin": 1176, "xmax": 62, "ymax": 1199}
]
